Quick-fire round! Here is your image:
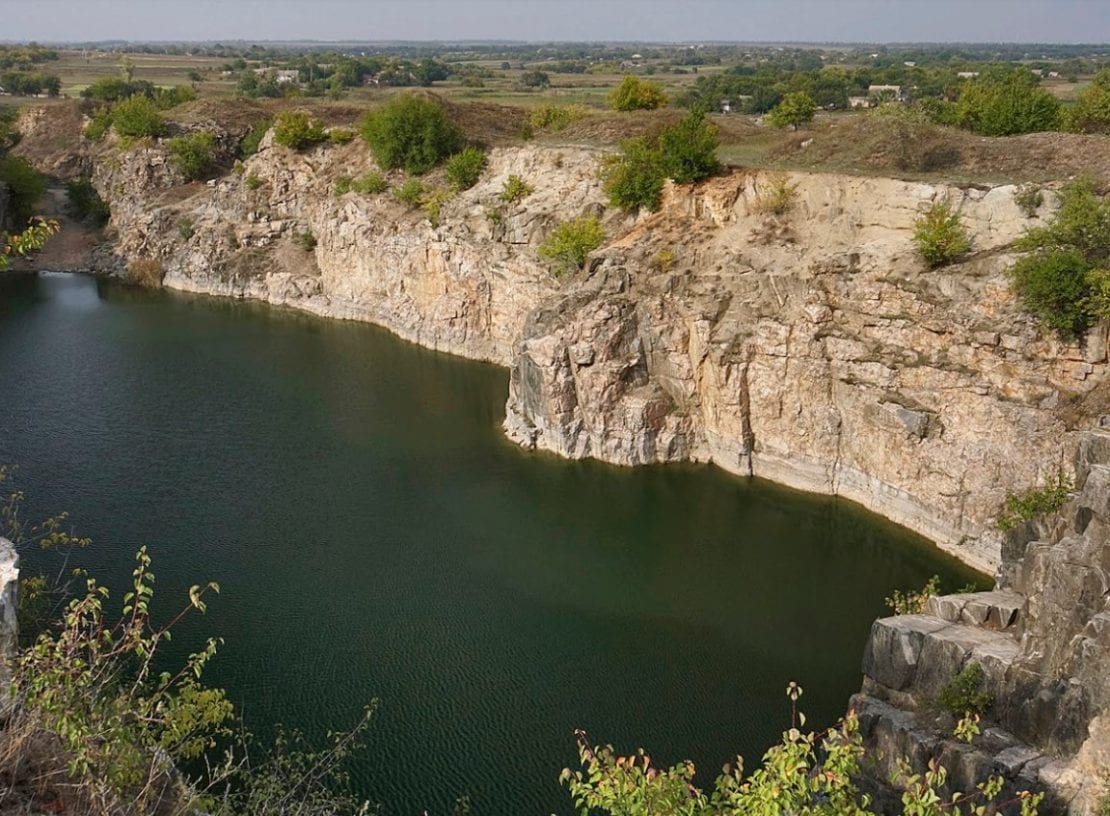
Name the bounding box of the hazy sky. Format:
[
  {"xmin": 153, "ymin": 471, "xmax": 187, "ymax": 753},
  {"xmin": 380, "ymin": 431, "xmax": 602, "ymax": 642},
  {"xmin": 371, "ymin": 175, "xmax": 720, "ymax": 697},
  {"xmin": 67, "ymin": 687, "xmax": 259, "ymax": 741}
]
[{"xmin": 0, "ymin": 0, "xmax": 1106, "ymax": 44}]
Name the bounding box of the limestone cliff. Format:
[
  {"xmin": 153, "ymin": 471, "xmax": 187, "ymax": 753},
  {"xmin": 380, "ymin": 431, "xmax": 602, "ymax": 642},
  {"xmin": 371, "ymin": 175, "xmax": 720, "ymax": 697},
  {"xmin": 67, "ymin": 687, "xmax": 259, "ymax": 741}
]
[{"xmin": 76, "ymin": 128, "xmax": 1106, "ymax": 574}]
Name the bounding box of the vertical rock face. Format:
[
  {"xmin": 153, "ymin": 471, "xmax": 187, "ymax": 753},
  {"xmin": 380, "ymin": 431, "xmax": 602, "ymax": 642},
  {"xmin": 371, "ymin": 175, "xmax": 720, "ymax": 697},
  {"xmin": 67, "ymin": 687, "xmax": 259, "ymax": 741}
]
[
  {"xmin": 0, "ymin": 538, "xmax": 19, "ymax": 700},
  {"xmin": 854, "ymin": 429, "xmax": 1110, "ymax": 814},
  {"xmin": 37, "ymin": 126, "xmax": 1109, "ymax": 575},
  {"xmin": 504, "ymin": 173, "xmax": 1103, "ymax": 573}
]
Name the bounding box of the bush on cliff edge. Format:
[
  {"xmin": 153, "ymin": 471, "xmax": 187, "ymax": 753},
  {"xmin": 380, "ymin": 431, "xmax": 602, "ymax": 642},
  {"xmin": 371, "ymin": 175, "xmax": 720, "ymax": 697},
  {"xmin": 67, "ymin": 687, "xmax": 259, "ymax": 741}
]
[{"xmin": 359, "ymin": 94, "xmax": 462, "ymax": 175}]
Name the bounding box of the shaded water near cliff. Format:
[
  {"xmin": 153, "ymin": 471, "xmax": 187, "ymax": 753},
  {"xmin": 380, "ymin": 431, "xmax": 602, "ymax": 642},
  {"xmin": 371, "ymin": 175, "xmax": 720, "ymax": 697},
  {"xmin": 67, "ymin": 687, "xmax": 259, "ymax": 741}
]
[{"xmin": 0, "ymin": 273, "xmax": 981, "ymax": 816}]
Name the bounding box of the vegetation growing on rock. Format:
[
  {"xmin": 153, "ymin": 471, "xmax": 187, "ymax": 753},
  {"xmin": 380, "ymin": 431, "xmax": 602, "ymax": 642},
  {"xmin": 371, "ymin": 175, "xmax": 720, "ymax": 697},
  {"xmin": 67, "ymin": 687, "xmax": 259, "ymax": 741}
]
[
  {"xmin": 938, "ymin": 662, "xmax": 994, "ymax": 716},
  {"xmin": 65, "ymin": 178, "xmax": 111, "ymax": 226},
  {"xmin": 538, "ymin": 214, "xmax": 605, "ymax": 276},
  {"xmin": 445, "ymin": 146, "xmax": 487, "ymax": 191},
  {"xmin": 601, "ymin": 111, "xmax": 719, "ymax": 212},
  {"xmin": 167, "ymin": 131, "xmax": 218, "ymax": 180},
  {"xmin": 1010, "ymin": 179, "xmax": 1110, "ymax": 337},
  {"xmin": 913, "ymin": 200, "xmax": 971, "ymax": 268},
  {"xmin": 272, "ymin": 111, "xmax": 327, "ymax": 151},
  {"xmin": 995, "ymin": 473, "xmax": 1073, "ymax": 531},
  {"xmin": 109, "ymin": 95, "xmax": 168, "ymax": 139}
]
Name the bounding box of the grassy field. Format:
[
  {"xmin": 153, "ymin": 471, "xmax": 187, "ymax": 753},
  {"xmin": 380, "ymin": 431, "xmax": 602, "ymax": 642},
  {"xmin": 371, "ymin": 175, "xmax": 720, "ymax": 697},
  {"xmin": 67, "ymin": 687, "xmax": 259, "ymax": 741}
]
[{"xmin": 8, "ymin": 48, "xmax": 1110, "ymax": 189}]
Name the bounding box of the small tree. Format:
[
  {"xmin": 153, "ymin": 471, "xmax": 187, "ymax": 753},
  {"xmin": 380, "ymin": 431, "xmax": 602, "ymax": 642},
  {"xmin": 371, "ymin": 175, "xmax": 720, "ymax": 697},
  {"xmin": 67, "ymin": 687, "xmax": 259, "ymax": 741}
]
[
  {"xmin": 601, "ymin": 136, "xmax": 666, "ymax": 212},
  {"xmin": 272, "ymin": 111, "xmax": 327, "ymax": 150},
  {"xmin": 1066, "ymin": 69, "xmax": 1110, "ymax": 134},
  {"xmin": 608, "ymin": 75, "xmax": 668, "ymax": 111},
  {"xmin": 520, "ymin": 70, "xmax": 550, "ymax": 89},
  {"xmin": 359, "ymin": 94, "xmax": 462, "ymax": 175},
  {"xmin": 539, "ymin": 214, "xmax": 606, "ymax": 276},
  {"xmin": 766, "ymin": 91, "xmax": 818, "ymax": 130},
  {"xmin": 658, "ymin": 110, "xmax": 720, "ymax": 183},
  {"xmin": 913, "ymin": 200, "xmax": 971, "ymax": 268}
]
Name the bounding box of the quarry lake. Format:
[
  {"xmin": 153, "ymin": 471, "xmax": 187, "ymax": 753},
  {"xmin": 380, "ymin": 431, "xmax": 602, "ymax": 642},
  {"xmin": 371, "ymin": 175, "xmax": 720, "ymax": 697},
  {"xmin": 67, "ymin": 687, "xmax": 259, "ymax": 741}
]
[{"xmin": 0, "ymin": 273, "xmax": 981, "ymax": 816}]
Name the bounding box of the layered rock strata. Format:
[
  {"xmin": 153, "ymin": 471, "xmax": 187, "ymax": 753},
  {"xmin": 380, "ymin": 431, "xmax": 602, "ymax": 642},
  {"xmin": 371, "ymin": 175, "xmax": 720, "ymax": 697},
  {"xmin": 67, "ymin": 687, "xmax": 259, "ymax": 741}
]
[{"xmin": 71, "ymin": 130, "xmax": 1107, "ymax": 574}]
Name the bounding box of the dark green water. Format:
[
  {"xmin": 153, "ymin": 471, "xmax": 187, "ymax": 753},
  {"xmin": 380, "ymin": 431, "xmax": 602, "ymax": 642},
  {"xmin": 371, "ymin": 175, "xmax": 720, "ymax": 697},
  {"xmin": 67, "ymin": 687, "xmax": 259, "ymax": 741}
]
[{"xmin": 0, "ymin": 273, "xmax": 980, "ymax": 815}]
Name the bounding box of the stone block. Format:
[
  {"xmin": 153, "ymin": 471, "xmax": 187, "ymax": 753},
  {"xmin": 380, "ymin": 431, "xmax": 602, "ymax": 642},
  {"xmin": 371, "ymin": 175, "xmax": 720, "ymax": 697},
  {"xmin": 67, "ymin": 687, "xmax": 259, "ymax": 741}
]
[
  {"xmin": 862, "ymin": 615, "xmax": 949, "ymax": 691},
  {"xmin": 915, "ymin": 622, "xmax": 1009, "ymax": 698}
]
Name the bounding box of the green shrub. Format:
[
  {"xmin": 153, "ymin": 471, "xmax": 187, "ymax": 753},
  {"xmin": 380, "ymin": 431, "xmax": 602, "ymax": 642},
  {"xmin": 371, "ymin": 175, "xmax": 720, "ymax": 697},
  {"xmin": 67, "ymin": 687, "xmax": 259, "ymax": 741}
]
[
  {"xmin": 1008, "ymin": 180, "xmax": 1110, "ymax": 335},
  {"xmin": 608, "ymin": 75, "xmax": 668, "ymax": 111},
  {"xmin": 602, "ymin": 112, "xmax": 719, "ymax": 213},
  {"xmin": 755, "ymin": 172, "xmax": 798, "ymax": 215},
  {"xmin": 83, "ymin": 106, "xmax": 113, "ymax": 142},
  {"xmin": 393, "ymin": 179, "xmax": 425, "ymax": 208},
  {"xmin": 658, "ymin": 111, "xmax": 720, "ymax": 183},
  {"xmin": 601, "ymin": 136, "xmax": 666, "ymax": 212},
  {"xmin": 653, "ymin": 247, "xmax": 676, "ymax": 273},
  {"xmin": 177, "ymin": 217, "xmax": 195, "ymax": 240},
  {"xmin": 913, "ymin": 200, "xmax": 971, "ymax": 268},
  {"xmin": 110, "ymin": 95, "xmax": 166, "ymax": 139},
  {"xmin": 359, "ymin": 94, "xmax": 463, "ymax": 175},
  {"xmin": 65, "ymin": 178, "xmax": 110, "ymax": 226},
  {"xmin": 351, "ymin": 171, "xmax": 389, "ymax": 194},
  {"xmin": 151, "ymin": 84, "xmax": 196, "ymax": 109},
  {"xmin": 335, "ymin": 176, "xmax": 352, "ymax": 196},
  {"xmin": 539, "ymin": 214, "xmax": 606, "ymax": 276},
  {"xmin": 995, "ymin": 473, "xmax": 1074, "ymax": 530},
  {"xmin": 529, "ymin": 104, "xmax": 587, "ymax": 132},
  {"xmin": 938, "ymin": 662, "xmax": 994, "ymax": 716},
  {"xmin": 1014, "ymin": 183, "xmax": 1044, "ymax": 218},
  {"xmin": 954, "ymin": 71, "xmax": 1062, "ymax": 136},
  {"xmin": 272, "ymin": 111, "xmax": 327, "ymax": 150},
  {"xmin": 327, "ymin": 127, "xmax": 356, "ymax": 144},
  {"xmin": 298, "ymin": 230, "xmax": 317, "ymax": 252},
  {"xmin": 421, "ymin": 188, "xmax": 452, "ymax": 224},
  {"xmin": 244, "ymin": 173, "xmax": 263, "ymax": 191},
  {"xmin": 884, "ymin": 575, "xmax": 942, "ymax": 615},
  {"xmin": 166, "ymin": 131, "xmax": 217, "ymax": 180},
  {"xmin": 239, "ymin": 119, "xmax": 271, "ymax": 158},
  {"xmin": 1010, "ymin": 250, "xmax": 1093, "ymax": 337},
  {"xmin": 445, "ymin": 146, "xmax": 487, "ymax": 191},
  {"xmin": 501, "ymin": 174, "xmax": 534, "ymax": 203},
  {"xmin": 1066, "ymin": 69, "xmax": 1110, "ymax": 134}
]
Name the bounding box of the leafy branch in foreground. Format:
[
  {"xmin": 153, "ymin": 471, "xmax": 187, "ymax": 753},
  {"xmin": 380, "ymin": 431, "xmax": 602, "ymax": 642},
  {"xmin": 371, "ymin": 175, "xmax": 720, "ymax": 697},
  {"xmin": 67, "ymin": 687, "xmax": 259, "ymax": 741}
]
[
  {"xmin": 0, "ymin": 526, "xmax": 375, "ymax": 815},
  {"xmin": 563, "ymin": 683, "xmax": 1043, "ymax": 816},
  {"xmin": 0, "ymin": 217, "xmax": 59, "ymax": 270}
]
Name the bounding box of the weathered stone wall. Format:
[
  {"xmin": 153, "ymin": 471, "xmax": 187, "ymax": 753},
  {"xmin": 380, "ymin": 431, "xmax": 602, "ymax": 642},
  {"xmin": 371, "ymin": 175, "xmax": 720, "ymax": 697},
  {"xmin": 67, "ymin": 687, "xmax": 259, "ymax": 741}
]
[{"xmin": 854, "ymin": 429, "xmax": 1110, "ymax": 814}]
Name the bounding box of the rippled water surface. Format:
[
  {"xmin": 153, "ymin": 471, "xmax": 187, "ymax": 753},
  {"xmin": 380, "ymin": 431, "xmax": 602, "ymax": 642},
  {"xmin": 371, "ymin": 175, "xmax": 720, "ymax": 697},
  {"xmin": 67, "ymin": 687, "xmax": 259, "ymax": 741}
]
[{"xmin": 0, "ymin": 273, "xmax": 980, "ymax": 815}]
